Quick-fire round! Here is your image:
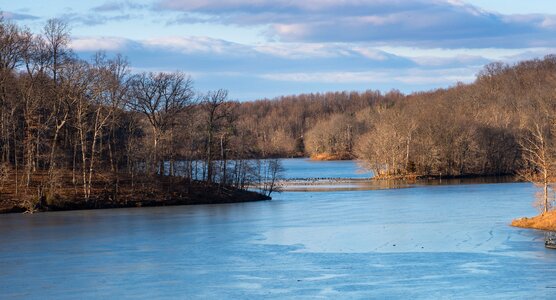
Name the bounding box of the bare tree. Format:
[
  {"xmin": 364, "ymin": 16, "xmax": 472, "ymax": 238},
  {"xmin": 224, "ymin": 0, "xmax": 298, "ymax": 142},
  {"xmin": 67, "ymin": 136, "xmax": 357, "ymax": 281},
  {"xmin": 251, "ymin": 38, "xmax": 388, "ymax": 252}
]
[
  {"xmin": 128, "ymin": 71, "xmax": 194, "ymax": 175},
  {"xmin": 201, "ymin": 89, "xmax": 230, "ymax": 184},
  {"xmin": 258, "ymin": 159, "xmax": 284, "ymax": 197},
  {"xmin": 43, "ymin": 19, "xmax": 70, "ymax": 84},
  {"xmin": 43, "ymin": 19, "xmax": 72, "ymax": 195},
  {"xmin": 519, "ymin": 120, "xmax": 554, "ymax": 214},
  {"xmin": 64, "ymin": 59, "xmax": 92, "ymax": 198},
  {"xmin": 104, "ymin": 54, "xmax": 130, "ymax": 173}
]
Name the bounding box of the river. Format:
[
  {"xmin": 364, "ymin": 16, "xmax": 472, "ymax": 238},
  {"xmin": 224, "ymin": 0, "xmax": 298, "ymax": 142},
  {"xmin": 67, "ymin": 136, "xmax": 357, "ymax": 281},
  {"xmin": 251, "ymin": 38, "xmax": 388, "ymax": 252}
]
[{"xmin": 1, "ymin": 159, "xmax": 555, "ymax": 299}]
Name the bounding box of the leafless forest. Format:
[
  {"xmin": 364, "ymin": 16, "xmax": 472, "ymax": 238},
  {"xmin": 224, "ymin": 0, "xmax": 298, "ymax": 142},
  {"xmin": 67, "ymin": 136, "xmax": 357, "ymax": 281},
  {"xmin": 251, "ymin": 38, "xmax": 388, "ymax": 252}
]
[
  {"xmin": 0, "ymin": 18, "xmax": 278, "ymax": 212},
  {"xmin": 239, "ymin": 59, "xmax": 556, "ymax": 184},
  {"xmin": 1, "ymin": 18, "xmax": 555, "ymax": 212}
]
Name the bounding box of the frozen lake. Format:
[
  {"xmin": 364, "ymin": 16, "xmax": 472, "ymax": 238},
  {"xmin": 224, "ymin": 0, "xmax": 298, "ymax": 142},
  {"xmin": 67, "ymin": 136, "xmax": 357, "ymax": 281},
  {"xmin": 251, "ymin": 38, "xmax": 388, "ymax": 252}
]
[{"xmin": 1, "ymin": 159, "xmax": 555, "ymax": 299}]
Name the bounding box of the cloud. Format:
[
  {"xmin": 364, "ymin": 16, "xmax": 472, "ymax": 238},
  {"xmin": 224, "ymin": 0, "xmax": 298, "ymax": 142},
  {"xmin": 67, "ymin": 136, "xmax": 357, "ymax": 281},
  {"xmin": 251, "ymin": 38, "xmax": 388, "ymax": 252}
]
[
  {"xmin": 156, "ymin": 0, "xmax": 431, "ymax": 15},
  {"xmin": 70, "ymin": 34, "xmax": 544, "ymax": 77},
  {"xmin": 503, "ymin": 14, "xmax": 556, "ymax": 30},
  {"xmin": 409, "ymin": 54, "xmax": 489, "ymax": 67},
  {"xmin": 70, "ymin": 35, "xmax": 417, "ymax": 74},
  {"xmin": 60, "ymin": 12, "xmax": 134, "ymax": 26},
  {"xmin": 142, "ymin": 36, "xmax": 250, "ymax": 55},
  {"xmin": 92, "ymin": 35, "xmax": 401, "ymax": 62},
  {"xmin": 498, "ymin": 48, "xmax": 556, "ymax": 63},
  {"xmin": 1, "ymin": 11, "xmax": 39, "ymax": 21},
  {"xmin": 259, "ymin": 68, "xmax": 477, "ymax": 85},
  {"xmin": 58, "ymin": 1, "xmax": 148, "ymax": 26},
  {"xmin": 70, "ymin": 37, "xmax": 133, "ymax": 51},
  {"xmin": 253, "ymin": 43, "xmax": 392, "ymax": 60},
  {"xmin": 92, "ymin": 1, "xmax": 148, "ymax": 12},
  {"xmin": 68, "ymin": 34, "xmax": 555, "ymax": 100},
  {"xmin": 154, "ymin": 0, "xmax": 556, "ymax": 48}
]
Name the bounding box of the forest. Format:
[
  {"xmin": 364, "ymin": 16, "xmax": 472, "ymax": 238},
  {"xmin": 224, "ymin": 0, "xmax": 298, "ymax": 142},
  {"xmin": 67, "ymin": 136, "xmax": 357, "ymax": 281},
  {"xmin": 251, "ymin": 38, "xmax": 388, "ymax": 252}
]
[
  {"xmin": 237, "ymin": 55, "xmax": 556, "ymax": 211},
  {"xmin": 0, "ymin": 18, "xmax": 279, "ymax": 213},
  {"xmin": 1, "ymin": 17, "xmax": 556, "ymax": 213},
  {"xmin": 239, "ymin": 58, "xmax": 556, "ymax": 183}
]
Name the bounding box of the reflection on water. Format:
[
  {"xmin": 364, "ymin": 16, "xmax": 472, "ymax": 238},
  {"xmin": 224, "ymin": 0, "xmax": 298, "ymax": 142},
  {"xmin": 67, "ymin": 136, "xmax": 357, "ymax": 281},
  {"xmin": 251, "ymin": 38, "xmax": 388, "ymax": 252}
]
[
  {"xmin": 280, "ymin": 175, "xmax": 517, "ymax": 192},
  {"xmin": 416, "ymin": 175, "xmax": 517, "ymax": 185},
  {"xmin": 0, "ymin": 159, "xmax": 553, "ymax": 299},
  {"xmin": 281, "ymin": 158, "xmax": 371, "ymax": 179},
  {"xmin": 280, "ymin": 180, "xmax": 411, "ymax": 192}
]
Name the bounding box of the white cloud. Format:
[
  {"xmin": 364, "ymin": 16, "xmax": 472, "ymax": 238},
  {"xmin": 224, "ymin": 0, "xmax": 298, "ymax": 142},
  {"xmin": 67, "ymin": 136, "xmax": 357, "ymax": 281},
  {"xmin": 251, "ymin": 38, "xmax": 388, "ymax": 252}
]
[
  {"xmin": 253, "ymin": 43, "xmax": 390, "ymax": 60},
  {"xmin": 70, "ymin": 37, "xmax": 130, "ymax": 51},
  {"xmin": 541, "ymin": 16, "xmax": 556, "ymax": 29},
  {"xmin": 261, "ymin": 71, "xmax": 385, "ymax": 83},
  {"xmin": 80, "ymin": 34, "xmax": 394, "ymax": 61},
  {"xmin": 409, "ymin": 54, "xmax": 488, "ymax": 67},
  {"xmin": 260, "ymin": 67, "xmax": 477, "ymax": 85},
  {"xmin": 351, "ymin": 47, "xmax": 389, "ymax": 60},
  {"xmin": 142, "ymin": 36, "xmax": 248, "ymax": 55},
  {"xmin": 0, "ymin": 11, "xmax": 39, "ymax": 20}
]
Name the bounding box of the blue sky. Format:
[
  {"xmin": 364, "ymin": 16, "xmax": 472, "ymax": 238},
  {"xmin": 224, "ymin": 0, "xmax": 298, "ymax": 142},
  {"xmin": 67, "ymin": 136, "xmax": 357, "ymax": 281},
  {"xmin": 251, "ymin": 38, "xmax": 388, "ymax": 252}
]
[{"xmin": 3, "ymin": 0, "xmax": 556, "ymax": 100}]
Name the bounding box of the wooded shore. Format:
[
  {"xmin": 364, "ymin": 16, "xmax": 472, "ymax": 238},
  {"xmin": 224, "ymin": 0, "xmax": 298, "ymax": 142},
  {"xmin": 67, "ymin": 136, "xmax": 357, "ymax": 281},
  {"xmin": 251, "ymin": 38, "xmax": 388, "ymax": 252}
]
[{"xmin": 0, "ymin": 172, "xmax": 270, "ymax": 214}]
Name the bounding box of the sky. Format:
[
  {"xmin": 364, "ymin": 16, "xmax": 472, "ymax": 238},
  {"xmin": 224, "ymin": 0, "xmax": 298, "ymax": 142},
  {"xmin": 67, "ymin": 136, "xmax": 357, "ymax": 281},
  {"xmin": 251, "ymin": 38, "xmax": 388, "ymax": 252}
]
[{"xmin": 2, "ymin": 0, "xmax": 556, "ymax": 100}]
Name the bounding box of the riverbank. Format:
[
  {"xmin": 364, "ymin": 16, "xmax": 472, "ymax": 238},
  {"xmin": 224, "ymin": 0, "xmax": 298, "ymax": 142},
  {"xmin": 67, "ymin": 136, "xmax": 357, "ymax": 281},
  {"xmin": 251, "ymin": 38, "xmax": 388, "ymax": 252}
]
[
  {"xmin": 370, "ymin": 173, "xmax": 518, "ymax": 181},
  {"xmin": 275, "ymin": 175, "xmax": 516, "ymax": 192},
  {"xmin": 277, "ymin": 175, "xmax": 515, "ymax": 184},
  {"xmin": 310, "ymin": 153, "xmax": 352, "ymax": 161},
  {"xmin": 511, "ymin": 211, "xmax": 556, "ymax": 231},
  {"xmin": 0, "ymin": 174, "xmax": 270, "ymax": 214}
]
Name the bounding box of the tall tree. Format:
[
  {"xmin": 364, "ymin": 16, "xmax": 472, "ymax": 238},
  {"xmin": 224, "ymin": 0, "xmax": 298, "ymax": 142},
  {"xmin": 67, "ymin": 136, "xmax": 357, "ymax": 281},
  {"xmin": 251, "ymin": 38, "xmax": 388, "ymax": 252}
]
[
  {"xmin": 201, "ymin": 89, "xmax": 230, "ymax": 184},
  {"xmin": 128, "ymin": 71, "xmax": 194, "ymax": 175}
]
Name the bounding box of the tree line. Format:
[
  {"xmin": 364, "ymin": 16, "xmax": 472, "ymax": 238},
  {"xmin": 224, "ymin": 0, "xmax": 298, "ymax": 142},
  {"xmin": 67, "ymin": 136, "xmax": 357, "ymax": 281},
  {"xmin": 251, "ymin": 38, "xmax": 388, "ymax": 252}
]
[
  {"xmin": 234, "ymin": 90, "xmax": 401, "ymax": 158},
  {"xmin": 355, "ymin": 58, "xmax": 556, "ymax": 182},
  {"xmin": 0, "ymin": 18, "xmax": 280, "ymax": 211},
  {"xmin": 233, "ymin": 56, "xmax": 556, "ymax": 211}
]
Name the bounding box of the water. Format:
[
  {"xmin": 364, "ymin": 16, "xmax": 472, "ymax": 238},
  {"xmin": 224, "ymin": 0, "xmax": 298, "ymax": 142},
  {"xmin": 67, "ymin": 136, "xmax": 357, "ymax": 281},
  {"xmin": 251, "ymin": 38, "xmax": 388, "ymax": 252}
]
[
  {"xmin": 281, "ymin": 158, "xmax": 371, "ymax": 180},
  {"xmin": 1, "ymin": 159, "xmax": 555, "ymax": 299},
  {"xmin": 162, "ymin": 158, "xmax": 368, "ymax": 181}
]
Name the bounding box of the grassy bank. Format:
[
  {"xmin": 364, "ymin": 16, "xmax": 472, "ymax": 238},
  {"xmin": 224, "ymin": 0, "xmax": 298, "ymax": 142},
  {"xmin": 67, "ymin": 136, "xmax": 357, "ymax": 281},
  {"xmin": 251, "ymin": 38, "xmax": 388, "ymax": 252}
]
[
  {"xmin": 511, "ymin": 211, "xmax": 556, "ymax": 231},
  {"xmin": 310, "ymin": 153, "xmax": 352, "ymax": 161}
]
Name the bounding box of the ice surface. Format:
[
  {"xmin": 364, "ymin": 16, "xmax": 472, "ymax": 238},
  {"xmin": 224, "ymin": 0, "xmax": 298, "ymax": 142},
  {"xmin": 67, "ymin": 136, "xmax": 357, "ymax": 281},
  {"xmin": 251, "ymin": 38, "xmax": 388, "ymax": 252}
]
[{"xmin": 0, "ymin": 160, "xmax": 555, "ymax": 299}]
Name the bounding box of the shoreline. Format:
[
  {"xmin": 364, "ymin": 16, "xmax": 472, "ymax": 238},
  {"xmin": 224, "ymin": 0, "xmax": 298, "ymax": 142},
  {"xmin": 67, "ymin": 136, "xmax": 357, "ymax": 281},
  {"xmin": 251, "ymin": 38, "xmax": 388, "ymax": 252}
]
[
  {"xmin": 511, "ymin": 211, "xmax": 556, "ymax": 231},
  {"xmin": 0, "ymin": 194, "xmax": 271, "ymax": 215},
  {"xmin": 0, "ymin": 176, "xmax": 271, "ymax": 214},
  {"xmin": 275, "ymin": 175, "xmax": 517, "ymax": 192},
  {"xmin": 1, "ymin": 189, "xmax": 271, "ymax": 214},
  {"xmin": 309, "ymin": 153, "xmax": 353, "ymax": 161},
  {"xmin": 277, "ymin": 174, "xmax": 517, "ymax": 185}
]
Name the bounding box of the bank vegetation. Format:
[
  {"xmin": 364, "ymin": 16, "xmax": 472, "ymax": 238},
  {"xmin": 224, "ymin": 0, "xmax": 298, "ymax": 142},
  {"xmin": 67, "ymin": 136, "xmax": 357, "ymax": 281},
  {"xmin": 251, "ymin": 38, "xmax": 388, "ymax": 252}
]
[{"xmin": 0, "ymin": 18, "xmax": 279, "ymax": 213}]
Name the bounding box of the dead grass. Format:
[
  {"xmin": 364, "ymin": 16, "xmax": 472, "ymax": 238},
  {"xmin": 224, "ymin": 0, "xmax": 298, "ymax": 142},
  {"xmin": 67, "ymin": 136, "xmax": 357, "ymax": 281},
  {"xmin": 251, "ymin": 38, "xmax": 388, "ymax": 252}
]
[
  {"xmin": 511, "ymin": 210, "xmax": 556, "ymax": 231},
  {"xmin": 371, "ymin": 173, "xmax": 420, "ymax": 181},
  {"xmin": 310, "ymin": 152, "xmax": 352, "ymax": 161}
]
